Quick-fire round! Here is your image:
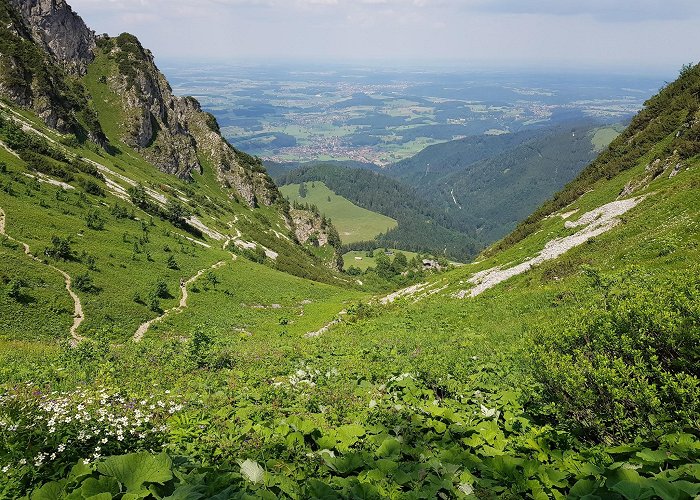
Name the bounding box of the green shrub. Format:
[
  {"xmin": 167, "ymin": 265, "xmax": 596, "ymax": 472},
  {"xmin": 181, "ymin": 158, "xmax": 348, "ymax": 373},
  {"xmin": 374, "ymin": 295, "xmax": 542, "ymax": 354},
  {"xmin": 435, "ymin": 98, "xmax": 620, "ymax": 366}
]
[
  {"xmin": 153, "ymin": 280, "xmax": 170, "ymax": 299},
  {"xmin": 533, "ymin": 268, "xmax": 700, "ymax": 443},
  {"xmin": 166, "ymin": 255, "xmax": 179, "ymax": 270},
  {"xmin": 44, "ymin": 236, "xmax": 73, "ymax": 260},
  {"xmin": 74, "ymin": 273, "xmax": 98, "ymax": 294},
  {"xmin": 85, "ymin": 209, "xmax": 106, "ymax": 230}
]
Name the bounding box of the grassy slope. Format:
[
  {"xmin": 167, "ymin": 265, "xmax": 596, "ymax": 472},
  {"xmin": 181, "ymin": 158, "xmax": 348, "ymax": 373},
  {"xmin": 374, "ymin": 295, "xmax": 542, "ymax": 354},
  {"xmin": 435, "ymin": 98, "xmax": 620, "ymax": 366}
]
[
  {"xmin": 0, "ymin": 53, "xmax": 363, "ymax": 344},
  {"xmin": 1, "ymin": 37, "xmax": 698, "ymax": 494},
  {"xmin": 591, "ymin": 124, "xmax": 625, "ymax": 152},
  {"xmin": 155, "ymin": 258, "xmax": 365, "ymax": 339},
  {"xmin": 280, "ymin": 182, "xmax": 397, "ymax": 244}
]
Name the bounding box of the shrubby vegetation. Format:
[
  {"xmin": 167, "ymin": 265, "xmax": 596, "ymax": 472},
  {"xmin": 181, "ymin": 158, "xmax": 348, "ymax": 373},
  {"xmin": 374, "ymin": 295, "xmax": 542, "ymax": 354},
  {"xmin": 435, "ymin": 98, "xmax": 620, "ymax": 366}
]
[
  {"xmin": 534, "ymin": 268, "xmax": 700, "ymax": 443},
  {"xmin": 3, "ymin": 264, "xmax": 700, "ymax": 499}
]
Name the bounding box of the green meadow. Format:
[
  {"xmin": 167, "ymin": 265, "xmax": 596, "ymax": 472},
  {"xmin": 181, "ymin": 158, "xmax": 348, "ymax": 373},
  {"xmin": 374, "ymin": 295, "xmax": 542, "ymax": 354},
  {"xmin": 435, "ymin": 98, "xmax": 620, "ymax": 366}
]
[{"xmin": 280, "ymin": 182, "xmax": 398, "ymax": 244}]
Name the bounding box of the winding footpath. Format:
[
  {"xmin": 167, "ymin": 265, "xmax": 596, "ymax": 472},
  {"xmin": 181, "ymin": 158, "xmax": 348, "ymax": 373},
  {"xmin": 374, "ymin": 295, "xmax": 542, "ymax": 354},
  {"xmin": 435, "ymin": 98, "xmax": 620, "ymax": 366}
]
[
  {"xmin": 0, "ymin": 207, "xmax": 84, "ymax": 344},
  {"xmin": 132, "ymin": 256, "xmax": 235, "ymax": 342}
]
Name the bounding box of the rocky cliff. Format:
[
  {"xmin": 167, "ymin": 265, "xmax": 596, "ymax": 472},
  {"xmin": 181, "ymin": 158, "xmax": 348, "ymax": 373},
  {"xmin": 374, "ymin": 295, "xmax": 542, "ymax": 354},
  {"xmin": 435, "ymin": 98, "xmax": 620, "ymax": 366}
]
[
  {"xmin": 7, "ymin": 0, "xmax": 95, "ymax": 76},
  {"xmin": 290, "ymin": 206, "xmax": 343, "ymax": 270},
  {"xmin": 0, "ymin": 0, "xmax": 280, "ymax": 208},
  {"xmin": 0, "ymin": 0, "xmax": 101, "ymax": 137},
  {"xmin": 94, "ymin": 33, "xmax": 277, "ymax": 205}
]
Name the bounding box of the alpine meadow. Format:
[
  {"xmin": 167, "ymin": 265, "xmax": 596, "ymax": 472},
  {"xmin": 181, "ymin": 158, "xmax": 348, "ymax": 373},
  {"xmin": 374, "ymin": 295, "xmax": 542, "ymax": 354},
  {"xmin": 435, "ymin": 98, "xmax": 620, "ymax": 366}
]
[{"xmin": 0, "ymin": 0, "xmax": 699, "ymax": 499}]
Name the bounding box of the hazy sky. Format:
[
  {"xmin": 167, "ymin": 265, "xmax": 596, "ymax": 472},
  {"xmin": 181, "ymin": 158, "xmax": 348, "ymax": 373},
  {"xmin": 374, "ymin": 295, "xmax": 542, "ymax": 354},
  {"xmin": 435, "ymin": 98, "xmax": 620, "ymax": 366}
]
[{"xmin": 69, "ymin": 0, "xmax": 700, "ymax": 73}]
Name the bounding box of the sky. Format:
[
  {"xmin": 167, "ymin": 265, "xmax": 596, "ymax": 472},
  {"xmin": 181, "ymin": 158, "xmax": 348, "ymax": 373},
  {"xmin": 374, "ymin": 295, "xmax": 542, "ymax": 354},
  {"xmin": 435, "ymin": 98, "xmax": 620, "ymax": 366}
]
[{"xmin": 69, "ymin": 0, "xmax": 700, "ymax": 74}]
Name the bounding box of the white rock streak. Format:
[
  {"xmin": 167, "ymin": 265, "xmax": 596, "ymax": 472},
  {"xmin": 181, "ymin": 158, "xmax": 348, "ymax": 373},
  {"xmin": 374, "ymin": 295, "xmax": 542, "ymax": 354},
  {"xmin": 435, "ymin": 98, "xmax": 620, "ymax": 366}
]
[{"xmin": 455, "ymin": 196, "xmax": 646, "ymax": 298}]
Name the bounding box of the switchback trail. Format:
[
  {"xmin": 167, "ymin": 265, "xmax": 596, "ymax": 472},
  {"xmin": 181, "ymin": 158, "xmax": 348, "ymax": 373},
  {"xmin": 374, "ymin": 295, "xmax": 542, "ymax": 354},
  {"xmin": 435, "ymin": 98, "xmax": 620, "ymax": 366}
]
[
  {"xmin": 132, "ymin": 255, "xmax": 236, "ymax": 342},
  {"xmin": 0, "ymin": 207, "xmax": 84, "ymax": 344}
]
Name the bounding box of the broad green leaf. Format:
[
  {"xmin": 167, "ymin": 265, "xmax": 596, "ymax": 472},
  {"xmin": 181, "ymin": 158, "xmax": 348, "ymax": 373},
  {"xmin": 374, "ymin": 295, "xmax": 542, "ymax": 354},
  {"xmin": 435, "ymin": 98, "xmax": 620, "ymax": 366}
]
[
  {"xmin": 337, "ymin": 424, "xmax": 365, "ymax": 439},
  {"xmin": 286, "ymin": 416, "xmax": 316, "ymax": 435},
  {"xmin": 648, "ymin": 478, "xmax": 683, "ymax": 500},
  {"xmin": 374, "ymin": 459, "xmax": 398, "ymax": 474},
  {"xmin": 393, "ymin": 469, "xmax": 412, "ymax": 485},
  {"xmin": 31, "ymin": 481, "xmax": 66, "ymax": 500},
  {"xmin": 239, "ymin": 459, "xmax": 265, "ymax": 484},
  {"xmin": 674, "ymin": 480, "xmax": 700, "ymax": 496},
  {"xmin": 543, "ymin": 467, "xmax": 569, "ymax": 488},
  {"xmin": 306, "ymin": 478, "xmax": 341, "ymax": 499},
  {"xmin": 315, "ymin": 433, "xmax": 338, "ymax": 450},
  {"xmin": 67, "ymin": 461, "xmax": 93, "ymax": 483},
  {"xmin": 163, "ymin": 484, "xmax": 206, "ymax": 500},
  {"xmin": 285, "ymin": 431, "xmax": 304, "ymax": 448},
  {"xmin": 606, "ymin": 445, "xmax": 638, "ymax": 455},
  {"xmin": 85, "ymin": 494, "xmax": 112, "ymax": 500},
  {"xmin": 429, "ymin": 419, "xmax": 447, "ymax": 434},
  {"xmin": 97, "ymin": 452, "xmax": 173, "ymax": 492},
  {"xmin": 607, "ymin": 468, "xmax": 654, "ymax": 499},
  {"xmin": 78, "ymin": 477, "xmax": 120, "ymax": 497},
  {"xmin": 569, "ymin": 479, "xmax": 599, "ymax": 499},
  {"xmin": 635, "ymin": 449, "xmax": 673, "ymax": 464},
  {"xmin": 337, "ymin": 424, "xmax": 365, "ymax": 451},
  {"xmin": 122, "ymin": 492, "xmax": 150, "ymax": 500},
  {"xmin": 323, "ymin": 453, "xmax": 365, "ymax": 474},
  {"xmin": 375, "ymin": 438, "xmax": 401, "ymax": 458}
]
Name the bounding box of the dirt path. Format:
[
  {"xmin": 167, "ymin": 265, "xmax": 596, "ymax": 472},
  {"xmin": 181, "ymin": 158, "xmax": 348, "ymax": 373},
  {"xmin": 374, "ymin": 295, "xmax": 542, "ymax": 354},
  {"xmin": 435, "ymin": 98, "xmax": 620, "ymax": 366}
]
[
  {"xmin": 454, "ymin": 195, "xmax": 647, "ymax": 298},
  {"xmin": 0, "ymin": 207, "xmax": 84, "ymax": 343},
  {"xmin": 132, "ymin": 257, "xmax": 234, "ymax": 342}
]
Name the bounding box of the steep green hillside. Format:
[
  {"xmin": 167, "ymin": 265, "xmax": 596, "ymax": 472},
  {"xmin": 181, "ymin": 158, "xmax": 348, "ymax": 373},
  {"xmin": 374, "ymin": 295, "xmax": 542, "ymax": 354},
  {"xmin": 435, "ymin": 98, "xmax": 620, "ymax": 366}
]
[
  {"xmin": 493, "ymin": 63, "xmax": 700, "ymax": 256},
  {"xmin": 277, "ymin": 164, "xmax": 483, "ymax": 260},
  {"xmin": 3, "ymin": 61, "xmax": 699, "ymax": 499},
  {"xmin": 0, "ymin": 0, "xmax": 355, "ymax": 344},
  {"xmin": 388, "ymin": 120, "xmax": 613, "ymax": 242},
  {"xmin": 280, "ymin": 182, "xmax": 397, "ymax": 244}
]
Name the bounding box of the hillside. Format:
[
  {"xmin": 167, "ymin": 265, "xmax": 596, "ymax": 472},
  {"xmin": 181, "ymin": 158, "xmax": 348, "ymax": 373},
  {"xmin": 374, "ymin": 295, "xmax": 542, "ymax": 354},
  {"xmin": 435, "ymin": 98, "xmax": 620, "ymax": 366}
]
[
  {"xmin": 276, "ymin": 163, "xmax": 483, "ymax": 260},
  {"xmin": 280, "ymin": 182, "xmax": 398, "ymax": 244},
  {"xmin": 275, "ymin": 121, "xmax": 618, "ymax": 259},
  {"xmin": 388, "ymin": 120, "xmax": 617, "ymax": 242},
  {"xmin": 0, "ymin": 0, "xmax": 356, "ymax": 341},
  {"xmin": 1, "ymin": 0, "xmax": 699, "ymax": 498}
]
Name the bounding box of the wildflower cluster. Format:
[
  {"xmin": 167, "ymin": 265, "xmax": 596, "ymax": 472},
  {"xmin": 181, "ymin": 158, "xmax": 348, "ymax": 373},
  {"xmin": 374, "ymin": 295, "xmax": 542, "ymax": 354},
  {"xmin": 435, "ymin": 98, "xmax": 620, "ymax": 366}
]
[
  {"xmin": 0, "ymin": 384, "xmax": 183, "ymax": 482},
  {"xmin": 274, "ymin": 365, "xmax": 339, "ymax": 389}
]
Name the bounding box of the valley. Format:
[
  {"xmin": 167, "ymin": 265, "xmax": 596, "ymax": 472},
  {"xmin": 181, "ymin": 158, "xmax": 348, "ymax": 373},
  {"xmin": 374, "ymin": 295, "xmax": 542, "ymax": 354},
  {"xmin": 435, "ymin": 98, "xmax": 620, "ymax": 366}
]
[
  {"xmin": 0, "ymin": 0, "xmax": 698, "ymax": 499},
  {"xmin": 165, "ymin": 63, "xmax": 659, "ymax": 165}
]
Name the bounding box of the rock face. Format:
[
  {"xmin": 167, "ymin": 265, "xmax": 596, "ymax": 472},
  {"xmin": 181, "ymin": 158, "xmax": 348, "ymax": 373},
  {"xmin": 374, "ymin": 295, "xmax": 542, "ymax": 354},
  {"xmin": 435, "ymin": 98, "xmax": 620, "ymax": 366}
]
[
  {"xmin": 0, "ymin": 0, "xmax": 280, "ymax": 208},
  {"xmin": 98, "ymin": 34, "xmax": 278, "ymax": 205},
  {"xmin": 291, "ymin": 208, "xmax": 331, "ymax": 247},
  {"xmin": 7, "ymin": 0, "xmax": 95, "ymax": 76},
  {"xmin": 0, "ymin": 0, "xmax": 103, "ymax": 138}
]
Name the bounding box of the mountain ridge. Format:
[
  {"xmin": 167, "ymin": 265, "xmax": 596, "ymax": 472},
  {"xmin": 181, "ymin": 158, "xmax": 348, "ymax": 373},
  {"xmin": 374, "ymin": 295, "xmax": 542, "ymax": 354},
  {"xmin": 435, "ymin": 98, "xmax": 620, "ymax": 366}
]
[{"xmin": 0, "ymin": 0, "xmax": 281, "ymax": 210}]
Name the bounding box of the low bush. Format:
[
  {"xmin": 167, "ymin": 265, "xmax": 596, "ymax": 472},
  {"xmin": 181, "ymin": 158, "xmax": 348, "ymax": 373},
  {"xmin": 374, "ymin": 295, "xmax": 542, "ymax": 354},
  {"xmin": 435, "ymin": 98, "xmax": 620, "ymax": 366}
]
[{"xmin": 533, "ymin": 268, "xmax": 700, "ymax": 443}]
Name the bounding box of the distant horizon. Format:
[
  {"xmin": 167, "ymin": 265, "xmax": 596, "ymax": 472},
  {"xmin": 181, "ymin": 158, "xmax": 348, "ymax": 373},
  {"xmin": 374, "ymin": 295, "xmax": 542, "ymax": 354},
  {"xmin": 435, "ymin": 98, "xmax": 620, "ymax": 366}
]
[
  {"xmin": 157, "ymin": 57, "xmax": 678, "ymax": 80},
  {"xmin": 70, "ymin": 0, "xmax": 699, "ymax": 80}
]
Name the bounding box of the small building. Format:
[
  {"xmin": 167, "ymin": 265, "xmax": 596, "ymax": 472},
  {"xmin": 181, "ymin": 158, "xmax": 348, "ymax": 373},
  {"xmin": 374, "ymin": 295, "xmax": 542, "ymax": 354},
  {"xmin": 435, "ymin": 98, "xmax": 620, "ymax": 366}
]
[{"xmin": 355, "ymin": 256, "xmax": 363, "ymax": 261}]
